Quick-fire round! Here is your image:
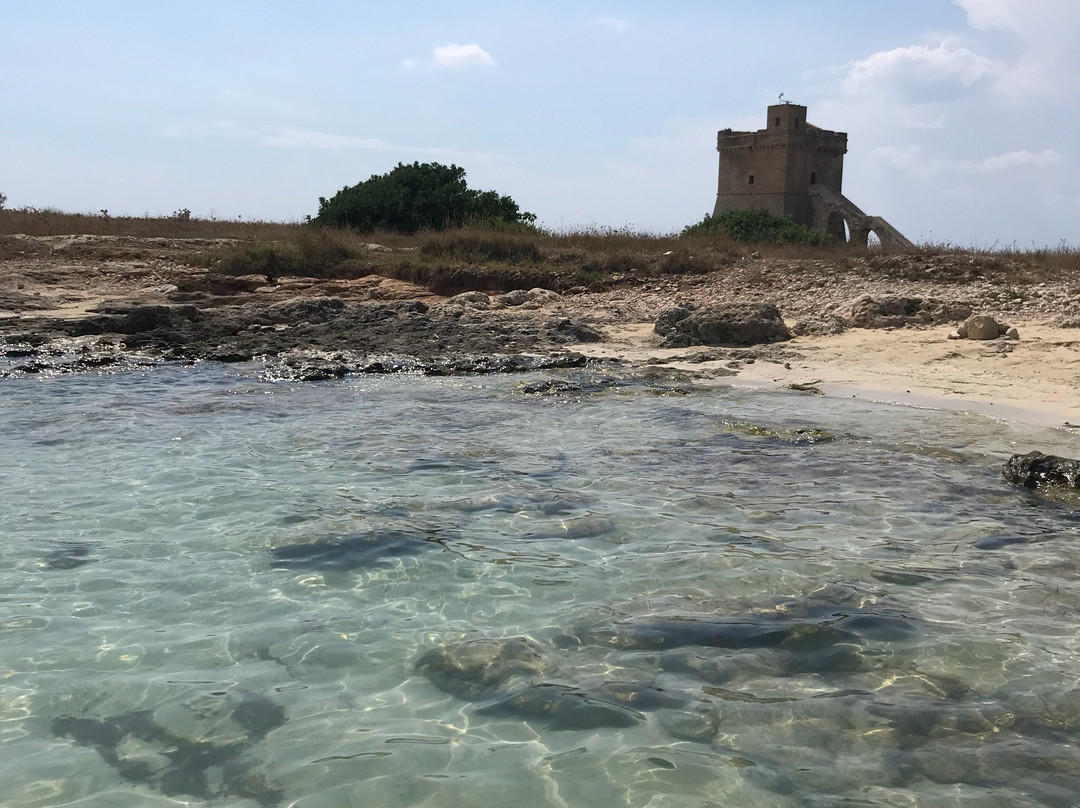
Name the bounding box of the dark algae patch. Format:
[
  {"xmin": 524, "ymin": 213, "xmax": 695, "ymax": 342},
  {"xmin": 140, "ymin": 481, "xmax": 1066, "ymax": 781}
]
[
  {"xmin": 52, "ymin": 690, "xmax": 287, "ymax": 806},
  {"xmin": 270, "ymin": 529, "xmax": 442, "ymax": 571}
]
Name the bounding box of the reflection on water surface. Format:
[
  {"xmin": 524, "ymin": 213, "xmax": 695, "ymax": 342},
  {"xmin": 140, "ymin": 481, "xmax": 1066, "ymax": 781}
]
[{"xmin": 2, "ymin": 363, "xmax": 1080, "ymax": 806}]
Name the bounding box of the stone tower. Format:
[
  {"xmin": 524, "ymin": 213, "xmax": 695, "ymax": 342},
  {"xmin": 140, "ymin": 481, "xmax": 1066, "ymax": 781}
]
[{"xmin": 713, "ymin": 103, "xmax": 910, "ymax": 247}]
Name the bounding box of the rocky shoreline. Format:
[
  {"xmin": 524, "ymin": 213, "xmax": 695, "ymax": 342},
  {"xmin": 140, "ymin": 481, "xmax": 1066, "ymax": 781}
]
[{"xmin": 2, "ymin": 234, "xmax": 1078, "ymax": 398}]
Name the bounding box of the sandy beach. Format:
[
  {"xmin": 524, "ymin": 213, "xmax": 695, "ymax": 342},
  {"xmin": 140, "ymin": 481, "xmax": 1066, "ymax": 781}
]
[{"xmin": 566, "ymin": 322, "xmax": 1080, "ymax": 428}]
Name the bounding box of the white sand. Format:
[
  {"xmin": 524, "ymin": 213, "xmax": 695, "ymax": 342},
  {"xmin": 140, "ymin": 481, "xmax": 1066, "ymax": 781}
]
[{"xmin": 571, "ymin": 321, "xmax": 1080, "ymax": 429}]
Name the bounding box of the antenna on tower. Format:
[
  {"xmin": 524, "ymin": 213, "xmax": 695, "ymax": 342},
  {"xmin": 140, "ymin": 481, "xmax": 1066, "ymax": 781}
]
[{"xmin": 778, "ymin": 92, "xmax": 785, "ymax": 104}]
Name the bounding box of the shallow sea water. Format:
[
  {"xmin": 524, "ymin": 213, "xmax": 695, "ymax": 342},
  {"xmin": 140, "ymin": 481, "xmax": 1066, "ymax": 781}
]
[{"xmin": 3, "ymin": 363, "xmax": 1080, "ymax": 807}]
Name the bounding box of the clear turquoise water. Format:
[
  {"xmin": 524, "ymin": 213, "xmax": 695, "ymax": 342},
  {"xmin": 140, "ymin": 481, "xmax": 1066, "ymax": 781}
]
[{"xmin": 3, "ymin": 363, "xmax": 1080, "ymax": 807}]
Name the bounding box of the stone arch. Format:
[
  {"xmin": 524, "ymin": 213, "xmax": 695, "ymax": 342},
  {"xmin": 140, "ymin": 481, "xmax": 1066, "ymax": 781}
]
[
  {"xmin": 825, "ymin": 210, "xmax": 847, "ymax": 242},
  {"xmin": 848, "ymin": 223, "xmax": 871, "ymax": 248},
  {"xmin": 867, "ymin": 229, "xmax": 882, "ymax": 249}
]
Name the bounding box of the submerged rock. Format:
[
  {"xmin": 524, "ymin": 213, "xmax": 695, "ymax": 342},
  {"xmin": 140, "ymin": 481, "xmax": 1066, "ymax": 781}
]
[
  {"xmin": 269, "ymin": 529, "xmax": 439, "ymax": 571},
  {"xmin": 973, "ymin": 533, "xmax": 1032, "ymax": 551},
  {"xmin": 43, "ymin": 542, "xmax": 95, "ymax": 570},
  {"xmin": 414, "ymin": 639, "xmax": 689, "ymax": 731},
  {"xmin": 52, "ymin": 689, "xmax": 286, "ymax": 806},
  {"xmin": 562, "ymin": 590, "xmax": 917, "ymax": 685},
  {"xmin": 264, "ymin": 351, "xmax": 591, "ymax": 382},
  {"xmin": 657, "ymin": 701, "xmax": 723, "ymax": 742},
  {"xmin": 415, "ymin": 637, "xmax": 548, "ymax": 701},
  {"xmin": 477, "ymin": 683, "xmax": 643, "ymax": 729},
  {"xmin": 1002, "ymin": 451, "xmax": 1080, "ymax": 490},
  {"xmin": 518, "ymin": 368, "xmax": 693, "ymax": 399},
  {"xmin": 519, "ymin": 376, "xmax": 619, "ymax": 396},
  {"xmin": 720, "ymin": 421, "xmax": 837, "ymax": 445}
]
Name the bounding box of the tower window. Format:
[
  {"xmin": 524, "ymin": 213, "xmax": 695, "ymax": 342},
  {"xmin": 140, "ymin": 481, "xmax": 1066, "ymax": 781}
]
[
  {"xmin": 810, "ymin": 172, "xmax": 816, "ymax": 185},
  {"xmin": 748, "ymin": 174, "xmax": 755, "ymax": 185},
  {"xmin": 775, "ymin": 117, "xmax": 781, "ymax": 127}
]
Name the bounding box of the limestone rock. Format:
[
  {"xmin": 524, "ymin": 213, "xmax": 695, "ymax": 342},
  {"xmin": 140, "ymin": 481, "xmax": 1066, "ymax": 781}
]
[
  {"xmin": 1002, "ymin": 451, "xmax": 1080, "ymax": 490},
  {"xmin": 493, "ymin": 289, "xmax": 530, "ymax": 308},
  {"xmin": 657, "ymin": 302, "xmax": 790, "ymax": 347},
  {"xmin": 1005, "ymin": 326, "xmax": 1020, "ymax": 340},
  {"xmin": 526, "ymin": 288, "xmax": 561, "ymax": 304},
  {"xmin": 544, "ymin": 317, "xmax": 603, "ymax": 343},
  {"xmin": 790, "ymin": 314, "xmax": 848, "ymax": 336},
  {"xmin": 963, "ymin": 315, "xmax": 1002, "ymax": 340},
  {"xmin": 446, "ymin": 291, "xmax": 490, "ymax": 308},
  {"xmin": 845, "ymin": 295, "xmax": 971, "ymax": 329},
  {"xmin": 654, "ymin": 304, "xmax": 694, "ymax": 337}
]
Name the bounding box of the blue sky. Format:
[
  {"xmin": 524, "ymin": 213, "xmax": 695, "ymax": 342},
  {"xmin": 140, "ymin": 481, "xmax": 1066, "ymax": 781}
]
[{"xmin": 2, "ymin": 1, "xmax": 1077, "ymax": 246}]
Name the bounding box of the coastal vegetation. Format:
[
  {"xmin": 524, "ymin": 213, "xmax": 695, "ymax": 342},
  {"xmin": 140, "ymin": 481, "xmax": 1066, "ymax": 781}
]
[
  {"xmin": 312, "ymin": 162, "xmax": 536, "ymax": 232},
  {"xmin": 682, "ymin": 207, "xmax": 831, "ymax": 246},
  {"xmin": 2, "ymin": 204, "xmax": 1077, "ymax": 297}
]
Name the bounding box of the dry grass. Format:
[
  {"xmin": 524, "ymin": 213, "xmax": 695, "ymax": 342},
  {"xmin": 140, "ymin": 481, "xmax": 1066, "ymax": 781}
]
[
  {"xmin": 5, "ymin": 205, "xmax": 1078, "ymax": 296},
  {"xmin": 0, "ymin": 207, "xmax": 299, "ymax": 240}
]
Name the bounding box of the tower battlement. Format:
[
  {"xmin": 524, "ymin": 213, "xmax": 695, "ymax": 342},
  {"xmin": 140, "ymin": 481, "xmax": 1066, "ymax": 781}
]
[{"xmin": 713, "ymin": 103, "xmax": 909, "ymax": 247}]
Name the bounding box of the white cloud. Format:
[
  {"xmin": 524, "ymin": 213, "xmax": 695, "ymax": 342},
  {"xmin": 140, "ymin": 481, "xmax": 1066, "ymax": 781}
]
[
  {"xmin": 264, "ymin": 128, "xmax": 504, "ymax": 162},
  {"xmin": 975, "ymin": 148, "xmax": 1063, "ymax": 172},
  {"xmin": 869, "ymin": 145, "xmax": 1063, "ymax": 175},
  {"xmin": 432, "ymin": 43, "xmax": 494, "ymax": 69},
  {"xmin": 159, "ymin": 120, "xmax": 251, "ymax": 140},
  {"xmin": 265, "ymin": 129, "xmax": 396, "ymax": 151},
  {"xmin": 952, "ymin": 0, "xmax": 1080, "ymax": 96},
  {"xmin": 401, "ymin": 59, "xmax": 416, "ymax": 69},
  {"xmin": 589, "ymin": 16, "xmax": 629, "ymax": 31},
  {"xmin": 841, "ymin": 39, "xmax": 1000, "ymax": 102},
  {"xmin": 161, "ymin": 121, "xmax": 504, "ymax": 162},
  {"xmin": 952, "ymin": 0, "xmax": 1021, "ymax": 30}
]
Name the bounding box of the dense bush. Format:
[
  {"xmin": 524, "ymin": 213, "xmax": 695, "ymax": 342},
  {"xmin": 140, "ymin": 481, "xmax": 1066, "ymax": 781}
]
[
  {"xmin": 682, "ymin": 208, "xmax": 829, "ymax": 246},
  {"xmin": 314, "ymin": 162, "xmax": 536, "ymax": 233}
]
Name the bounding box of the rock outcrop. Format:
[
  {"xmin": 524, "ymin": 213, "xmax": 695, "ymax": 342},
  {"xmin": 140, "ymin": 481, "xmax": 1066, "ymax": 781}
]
[
  {"xmin": 655, "ymin": 302, "xmax": 790, "ymax": 347},
  {"xmin": 844, "ymin": 295, "xmax": 972, "ymax": 329},
  {"xmin": 1002, "ymin": 451, "xmax": 1080, "ymax": 490},
  {"xmin": 953, "ymin": 315, "xmax": 1018, "ymax": 341},
  {"xmin": 47, "ymin": 300, "xmax": 603, "ymax": 364}
]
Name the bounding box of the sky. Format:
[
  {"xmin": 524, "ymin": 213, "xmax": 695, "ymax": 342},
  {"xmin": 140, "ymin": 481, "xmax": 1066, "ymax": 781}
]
[{"xmin": 1, "ymin": 0, "xmax": 1077, "ymax": 246}]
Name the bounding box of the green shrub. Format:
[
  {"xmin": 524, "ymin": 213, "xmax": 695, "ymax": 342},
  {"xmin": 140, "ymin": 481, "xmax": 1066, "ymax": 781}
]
[
  {"xmin": 314, "ymin": 162, "xmax": 536, "ymax": 233},
  {"xmin": 682, "ymin": 208, "xmax": 829, "ymax": 246}
]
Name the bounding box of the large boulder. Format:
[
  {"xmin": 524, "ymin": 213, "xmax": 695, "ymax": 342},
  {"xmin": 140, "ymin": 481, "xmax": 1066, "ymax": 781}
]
[
  {"xmin": 790, "ymin": 314, "xmax": 848, "ymax": 336},
  {"xmin": 656, "ymin": 302, "xmax": 790, "ymax": 347},
  {"xmin": 1002, "ymin": 451, "xmax": 1080, "ymax": 490},
  {"xmin": 962, "ymin": 315, "xmax": 1002, "ymax": 340},
  {"xmin": 845, "ymin": 295, "xmax": 971, "ymax": 329},
  {"xmin": 654, "ymin": 304, "xmax": 695, "ymax": 337}
]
